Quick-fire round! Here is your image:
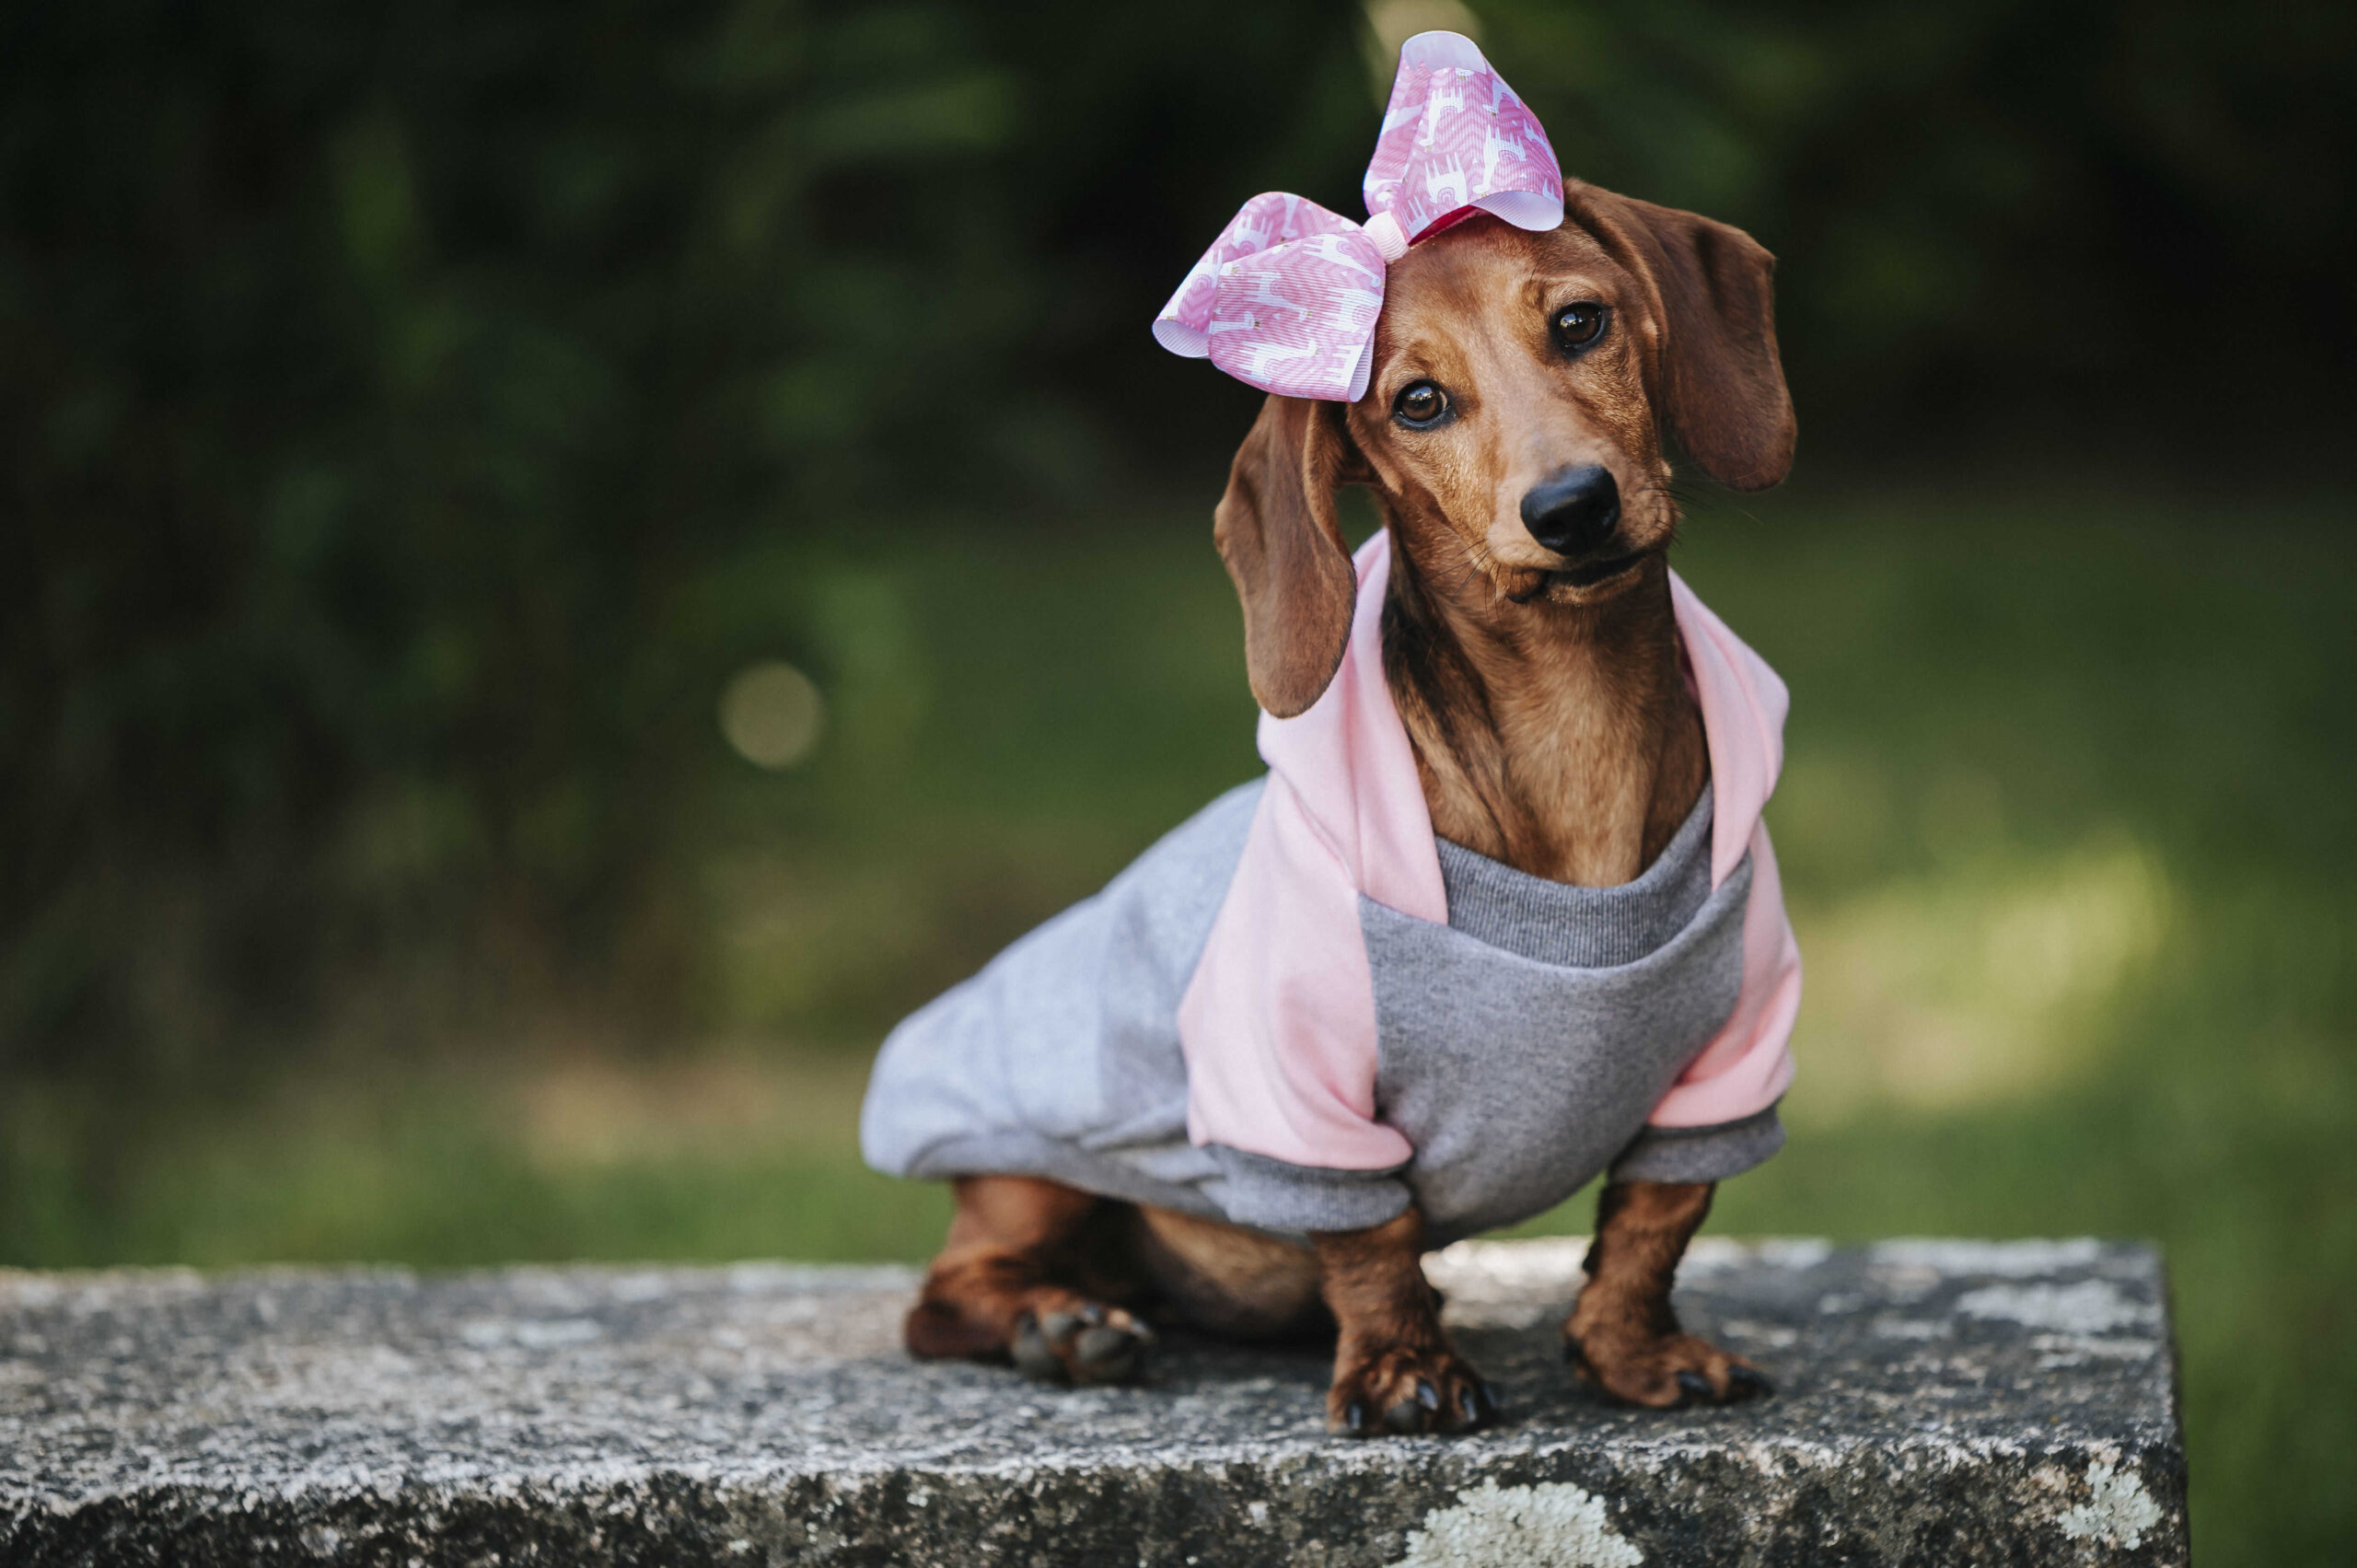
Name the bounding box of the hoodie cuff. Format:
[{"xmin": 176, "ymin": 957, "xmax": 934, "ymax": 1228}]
[
  {"xmin": 1205, "ymin": 1144, "xmax": 1412, "ymax": 1233},
  {"xmin": 1608, "ymin": 1102, "xmax": 1785, "ymax": 1185}
]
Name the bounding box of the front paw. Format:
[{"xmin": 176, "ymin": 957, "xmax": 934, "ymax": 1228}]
[
  {"xmin": 1009, "ymin": 1295, "xmax": 1155, "ymax": 1387},
  {"xmin": 1563, "ymin": 1318, "xmax": 1771, "ymax": 1409},
  {"xmin": 1328, "ymin": 1342, "xmax": 1497, "ymax": 1437}
]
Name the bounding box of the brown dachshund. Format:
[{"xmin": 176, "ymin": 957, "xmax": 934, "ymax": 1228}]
[{"xmin": 897, "ymin": 178, "xmax": 1794, "ymax": 1434}]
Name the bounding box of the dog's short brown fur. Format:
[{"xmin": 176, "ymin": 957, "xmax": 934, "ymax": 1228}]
[{"xmin": 903, "ymin": 179, "xmax": 1795, "ymax": 1432}]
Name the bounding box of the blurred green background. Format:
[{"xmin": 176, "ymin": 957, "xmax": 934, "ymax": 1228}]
[{"xmin": 5, "ymin": 0, "xmax": 2353, "ymax": 1560}]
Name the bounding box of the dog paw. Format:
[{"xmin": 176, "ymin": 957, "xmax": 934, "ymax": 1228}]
[
  {"xmin": 1562, "ymin": 1322, "xmax": 1771, "ymax": 1409},
  {"xmin": 1328, "ymin": 1342, "xmax": 1497, "ymax": 1437},
  {"xmin": 1009, "ymin": 1296, "xmax": 1154, "ymax": 1388}
]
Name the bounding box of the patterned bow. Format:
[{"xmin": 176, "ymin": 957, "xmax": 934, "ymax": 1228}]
[{"xmin": 1152, "ymin": 31, "xmax": 1563, "ymax": 403}]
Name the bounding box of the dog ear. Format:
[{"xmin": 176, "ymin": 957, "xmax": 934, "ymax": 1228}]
[
  {"xmin": 1562, "ymin": 180, "xmax": 1796, "ymax": 493},
  {"xmin": 1213, "ymin": 395, "xmax": 1363, "ymax": 718}
]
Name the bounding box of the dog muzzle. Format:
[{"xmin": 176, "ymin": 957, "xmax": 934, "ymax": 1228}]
[{"xmin": 1150, "ymin": 30, "xmax": 1567, "ymax": 403}]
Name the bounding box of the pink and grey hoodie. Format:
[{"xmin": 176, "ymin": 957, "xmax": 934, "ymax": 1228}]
[{"xmin": 863, "ymin": 531, "xmax": 1799, "ymax": 1243}]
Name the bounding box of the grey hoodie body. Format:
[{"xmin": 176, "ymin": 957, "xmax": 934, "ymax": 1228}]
[{"xmin": 860, "ymin": 778, "xmax": 1780, "ymax": 1246}]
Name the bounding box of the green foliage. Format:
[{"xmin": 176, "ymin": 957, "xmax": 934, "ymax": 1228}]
[
  {"xmin": 0, "ymin": 0, "xmax": 1364, "ymax": 1070},
  {"xmin": 1474, "ymin": 0, "xmax": 2357, "ymax": 429},
  {"xmin": 6, "ymin": 0, "xmax": 2351, "ymax": 1074}
]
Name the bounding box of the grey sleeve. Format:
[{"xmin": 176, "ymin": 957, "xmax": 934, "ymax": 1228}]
[
  {"xmin": 1206, "ymin": 1144, "xmax": 1413, "ymax": 1233},
  {"xmin": 1607, "ymin": 1102, "xmax": 1785, "ymax": 1185}
]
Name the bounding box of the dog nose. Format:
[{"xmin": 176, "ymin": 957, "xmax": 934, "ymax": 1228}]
[{"xmin": 1519, "ymin": 465, "xmax": 1622, "ymax": 556}]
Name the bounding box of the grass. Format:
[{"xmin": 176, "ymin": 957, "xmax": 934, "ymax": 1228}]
[{"xmin": 4, "ymin": 476, "xmax": 2352, "ymax": 1562}]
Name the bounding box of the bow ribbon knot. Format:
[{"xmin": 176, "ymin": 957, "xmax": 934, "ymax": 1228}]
[{"xmin": 1152, "ymin": 31, "xmax": 1563, "ymax": 402}]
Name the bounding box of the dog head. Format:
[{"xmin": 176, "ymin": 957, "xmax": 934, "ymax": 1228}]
[{"xmin": 1213, "ymin": 180, "xmax": 1795, "ymax": 716}]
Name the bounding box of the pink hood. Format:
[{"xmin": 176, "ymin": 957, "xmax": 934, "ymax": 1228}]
[{"xmin": 1177, "ymin": 529, "xmax": 1801, "ymax": 1172}]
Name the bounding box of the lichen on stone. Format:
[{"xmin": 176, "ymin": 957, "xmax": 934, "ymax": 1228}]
[
  {"xmin": 1870, "ymin": 1238, "xmax": 2103, "ymax": 1276},
  {"xmin": 2058, "ymin": 1462, "xmax": 2164, "ymax": 1551},
  {"xmin": 1393, "ymin": 1480, "xmax": 1644, "ymax": 1568},
  {"xmin": 1956, "ymin": 1279, "xmax": 2160, "ymax": 1334}
]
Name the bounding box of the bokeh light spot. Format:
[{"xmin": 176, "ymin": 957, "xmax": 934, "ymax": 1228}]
[{"xmin": 719, "ymin": 661, "xmax": 825, "ymax": 770}]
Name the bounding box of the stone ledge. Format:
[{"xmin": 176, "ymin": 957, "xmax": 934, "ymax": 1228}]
[{"xmin": 0, "ymin": 1238, "xmax": 2185, "ymax": 1566}]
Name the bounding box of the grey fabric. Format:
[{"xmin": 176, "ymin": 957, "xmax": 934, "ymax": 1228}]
[
  {"xmin": 1609, "ymin": 1102, "xmax": 1786, "ymax": 1184},
  {"xmin": 861, "ymin": 779, "xmax": 1266, "ymax": 1223},
  {"xmin": 862, "ymin": 774, "xmax": 1785, "ymax": 1241},
  {"xmin": 1366, "ymin": 844, "xmax": 1752, "ymax": 1247},
  {"xmin": 1207, "ymin": 1144, "xmax": 1412, "ymax": 1233},
  {"xmin": 1435, "ymin": 784, "xmax": 1716, "ymax": 968}
]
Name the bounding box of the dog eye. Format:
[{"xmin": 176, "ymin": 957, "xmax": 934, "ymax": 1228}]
[
  {"xmin": 1551, "ymin": 303, "xmax": 1608, "ymax": 354},
  {"xmin": 1393, "ymin": 381, "xmax": 1449, "ymax": 427}
]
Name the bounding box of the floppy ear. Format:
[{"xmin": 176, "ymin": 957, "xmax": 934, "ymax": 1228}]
[
  {"xmin": 1213, "ymin": 395, "xmax": 1362, "ymax": 718},
  {"xmin": 1562, "ymin": 180, "xmax": 1796, "ymax": 492}
]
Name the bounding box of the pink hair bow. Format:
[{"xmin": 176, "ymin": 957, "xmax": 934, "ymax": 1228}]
[{"xmin": 1152, "ymin": 31, "xmax": 1564, "ymax": 403}]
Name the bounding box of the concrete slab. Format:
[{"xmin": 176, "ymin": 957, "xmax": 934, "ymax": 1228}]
[{"xmin": 0, "ymin": 1237, "xmax": 2186, "ymax": 1565}]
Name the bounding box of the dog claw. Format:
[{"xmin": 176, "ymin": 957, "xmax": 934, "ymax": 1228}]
[
  {"xmin": 1675, "ymin": 1370, "xmax": 1713, "ymax": 1402},
  {"xmin": 1010, "ymin": 1313, "xmax": 1064, "ymax": 1382},
  {"xmin": 1071, "ymin": 1324, "xmax": 1138, "ymax": 1380},
  {"xmin": 1727, "ymin": 1365, "xmax": 1773, "ymax": 1399},
  {"xmin": 1007, "ymin": 1301, "xmax": 1147, "ymax": 1387},
  {"xmin": 1480, "ymin": 1381, "xmax": 1502, "ymax": 1413},
  {"xmin": 1073, "ymin": 1324, "xmax": 1126, "ymax": 1358},
  {"xmin": 1332, "ymin": 1345, "xmax": 1489, "ymax": 1438}
]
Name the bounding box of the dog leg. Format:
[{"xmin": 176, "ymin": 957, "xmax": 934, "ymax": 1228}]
[
  {"xmin": 1313, "ymin": 1205, "xmax": 1495, "ymax": 1436},
  {"xmin": 905, "ymin": 1175, "xmax": 1154, "ymax": 1387},
  {"xmin": 1562, "ymin": 1179, "xmax": 1771, "ymax": 1407}
]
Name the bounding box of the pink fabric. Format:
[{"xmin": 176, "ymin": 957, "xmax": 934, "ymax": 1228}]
[
  {"xmin": 1152, "ymin": 31, "xmax": 1565, "ymax": 401},
  {"xmin": 1647, "ymin": 821, "xmax": 1802, "ymax": 1126},
  {"xmin": 1651, "ymin": 575, "xmax": 1802, "ymax": 1127},
  {"xmin": 1150, "ymin": 195, "xmax": 1395, "ymax": 403},
  {"xmin": 1672, "ymin": 574, "xmax": 1790, "ymax": 886},
  {"xmin": 1175, "ymin": 534, "xmax": 1435, "ymax": 1171},
  {"xmin": 1361, "ymin": 29, "xmax": 1562, "ymax": 238},
  {"xmin": 1178, "ymin": 529, "xmax": 1801, "ymax": 1169}
]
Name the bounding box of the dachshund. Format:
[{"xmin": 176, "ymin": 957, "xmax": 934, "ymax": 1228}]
[{"xmin": 864, "ymin": 177, "xmax": 1797, "ymax": 1435}]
